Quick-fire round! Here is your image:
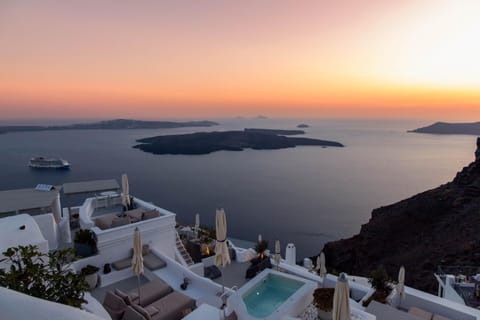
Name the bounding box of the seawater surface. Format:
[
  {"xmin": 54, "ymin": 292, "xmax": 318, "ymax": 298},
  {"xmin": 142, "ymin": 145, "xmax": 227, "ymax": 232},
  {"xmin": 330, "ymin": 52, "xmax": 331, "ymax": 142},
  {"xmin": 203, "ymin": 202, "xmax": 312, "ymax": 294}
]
[{"xmin": 0, "ymin": 118, "xmax": 475, "ymax": 258}]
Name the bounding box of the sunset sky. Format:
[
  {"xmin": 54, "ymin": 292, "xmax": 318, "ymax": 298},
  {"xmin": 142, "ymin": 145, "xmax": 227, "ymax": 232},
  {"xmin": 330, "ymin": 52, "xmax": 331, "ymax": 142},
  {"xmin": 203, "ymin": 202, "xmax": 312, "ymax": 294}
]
[{"xmin": 1, "ymin": 0, "xmax": 479, "ymax": 120}]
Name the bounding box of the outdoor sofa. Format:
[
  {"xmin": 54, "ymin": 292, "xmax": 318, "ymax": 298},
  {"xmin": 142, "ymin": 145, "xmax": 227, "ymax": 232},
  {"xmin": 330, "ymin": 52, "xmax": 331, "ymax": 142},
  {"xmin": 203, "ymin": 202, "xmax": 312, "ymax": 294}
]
[
  {"xmin": 95, "ymin": 208, "xmax": 161, "ymax": 230},
  {"xmin": 103, "ymin": 278, "xmax": 196, "ymax": 320},
  {"xmin": 112, "ymin": 244, "xmax": 167, "ymax": 271}
]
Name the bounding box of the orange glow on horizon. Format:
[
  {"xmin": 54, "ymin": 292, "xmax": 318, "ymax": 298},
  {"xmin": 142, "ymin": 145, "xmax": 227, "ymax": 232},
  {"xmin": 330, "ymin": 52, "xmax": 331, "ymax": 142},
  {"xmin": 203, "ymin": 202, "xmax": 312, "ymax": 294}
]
[{"xmin": 1, "ymin": 1, "xmax": 479, "ymax": 120}]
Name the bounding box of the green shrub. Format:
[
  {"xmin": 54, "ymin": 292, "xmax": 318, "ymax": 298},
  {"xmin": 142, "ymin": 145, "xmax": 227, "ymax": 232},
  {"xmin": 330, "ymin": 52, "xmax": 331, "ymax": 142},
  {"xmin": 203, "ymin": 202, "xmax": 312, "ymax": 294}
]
[{"xmin": 0, "ymin": 245, "xmax": 89, "ymax": 308}]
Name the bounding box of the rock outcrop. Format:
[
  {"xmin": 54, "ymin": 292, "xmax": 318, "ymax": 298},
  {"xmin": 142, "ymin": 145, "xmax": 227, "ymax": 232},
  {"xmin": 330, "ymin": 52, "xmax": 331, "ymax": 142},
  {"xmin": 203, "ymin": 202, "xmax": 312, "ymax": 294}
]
[{"xmin": 323, "ymin": 138, "xmax": 480, "ymax": 293}]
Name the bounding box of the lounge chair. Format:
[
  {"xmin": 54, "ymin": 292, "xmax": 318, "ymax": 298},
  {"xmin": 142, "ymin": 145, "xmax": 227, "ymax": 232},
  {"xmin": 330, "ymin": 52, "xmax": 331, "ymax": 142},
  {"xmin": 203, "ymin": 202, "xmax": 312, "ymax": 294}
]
[
  {"xmin": 126, "ymin": 279, "xmax": 173, "ymax": 307},
  {"xmin": 408, "ymin": 307, "xmax": 433, "ymax": 320},
  {"xmin": 433, "ymin": 314, "xmax": 451, "ymax": 320},
  {"xmin": 112, "ymin": 245, "xmax": 166, "ymax": 271},
  {"xmin": 365, "ymin": 301, "xmax": 423, "ymax": 320},
  {"xmin": 104, "ymin": 278, "xmax": 174, "ymax": 320}
]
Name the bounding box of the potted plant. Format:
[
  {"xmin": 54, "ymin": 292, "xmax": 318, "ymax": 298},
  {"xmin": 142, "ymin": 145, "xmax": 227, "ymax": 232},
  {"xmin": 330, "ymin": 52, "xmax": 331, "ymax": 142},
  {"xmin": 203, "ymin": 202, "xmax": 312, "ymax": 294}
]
[
  {"xmin": 313, "ymin": 287, "xmax": 335, "ymax": 320},
  {"xmin": 81, "ymin": 265, "xmax": 100, "ymax": 289},
  {"xmin": 74, "ymin": 229, "xmax": 97, "ymax": 257},
  {"xmin": 362, "ymin": 266, "xmax": 392, "ymax": 306}
]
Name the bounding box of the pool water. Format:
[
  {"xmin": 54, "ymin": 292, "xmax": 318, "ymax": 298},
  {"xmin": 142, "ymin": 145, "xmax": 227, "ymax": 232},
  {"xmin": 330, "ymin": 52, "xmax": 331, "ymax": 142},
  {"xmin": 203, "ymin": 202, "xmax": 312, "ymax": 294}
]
[{"xmin": 242, "ymin": 273, "xmax": 304, "ymax": 318}]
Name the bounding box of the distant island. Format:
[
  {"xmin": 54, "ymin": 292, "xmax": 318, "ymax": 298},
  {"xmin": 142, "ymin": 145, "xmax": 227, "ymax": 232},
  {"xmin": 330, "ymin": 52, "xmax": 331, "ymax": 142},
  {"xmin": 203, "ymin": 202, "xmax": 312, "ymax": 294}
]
[
  {"xmin": 410, "ymin": 121, "xmax": 480, "ymax": 135},
  {"xmin": 134, "ymin": 129, "xmax": 343, "ymax": 155},
  {"xmin": 0, "ymin": 119, "xmax": 218, "ymax": 134},
  {"xmin": 244, "ymin": 128, "xmax": 305, "ymax": 135},
  {"xmin": 297, "ymin": 124, "xmax": 309, "ymax": 128}
]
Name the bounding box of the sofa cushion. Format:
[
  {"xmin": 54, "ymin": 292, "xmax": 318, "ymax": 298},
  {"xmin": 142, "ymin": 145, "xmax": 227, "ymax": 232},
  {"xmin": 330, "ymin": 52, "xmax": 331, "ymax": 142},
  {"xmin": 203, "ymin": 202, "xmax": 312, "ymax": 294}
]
[
  {"xmin": 127, "ymin": 209, "xmax": 144, "ymax": 223},
  {"xmin": 95, "ymin": 215, "xmax": 115, "ymax": 230},
  {"xmin": 112, "ymin": 258, "xmax": 132, "ymax": 270},
  {"xmin": 115, "ymin": 289, "xmax": 133, "ymax": 305},
  {"xmin": 144, "ymin": 306, "xmax": 159, "ymax": 316},
  {"xmin": 149, "ymin": 291, "xmax": 196, "ymax": 320},
  {"xmin": 122, "ymin": 306, "xmax": 146, "ymax": 320},
  {"xmin": 131, "ymin": 304, "xmax": 151, "ymax": 320},
  {"xmin": 112, "ymin": 216, "xmax": 131, "ymax": 228},
  {"xmin": 142, "ymin": 209, "xmax": 160, "ymax": 220},
  {"xmin": 104, "ymin": 291, "xmax": 128, "ymax": 320},
  {"xmin": 143, "ymin": 254, "xmax": 166, "ymax": 270},
  {"xmin": 128, "ymin": 279, "xmax": 173, "ymax": 307}
]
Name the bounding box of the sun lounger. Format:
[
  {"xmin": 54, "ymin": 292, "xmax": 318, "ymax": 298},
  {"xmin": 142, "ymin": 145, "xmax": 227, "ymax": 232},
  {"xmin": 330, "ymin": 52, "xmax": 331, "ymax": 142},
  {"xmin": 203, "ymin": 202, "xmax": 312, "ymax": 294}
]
[
  {"xmin": 433, "ymin": 314, "xmax": 451, "ymax": 320},
  {"xmin": 366, "ymin": 301, "xmax": 423, "ymax": 320},
  {"xmin": 126, "ymin": 279, "xmax": 173, "ymax": 307},
  {"xmin": 409, "ymin": 307, "xmax": 433, "ymax": 320},
  {"xmin": 143, "ymin": 254, "xmax": 167, "ymax": 270}
]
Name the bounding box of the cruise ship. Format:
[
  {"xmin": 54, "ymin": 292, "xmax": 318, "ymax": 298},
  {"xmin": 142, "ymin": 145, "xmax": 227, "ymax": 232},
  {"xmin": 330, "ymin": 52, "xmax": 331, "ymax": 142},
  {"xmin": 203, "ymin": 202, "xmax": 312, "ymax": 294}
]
[
  {"xmin": 28, "ymin": 156, "xmax": 70, "ymax": 169},
  {"xmin": 0, "ymin": 177, "xmax": 479, "ymax": 320}
]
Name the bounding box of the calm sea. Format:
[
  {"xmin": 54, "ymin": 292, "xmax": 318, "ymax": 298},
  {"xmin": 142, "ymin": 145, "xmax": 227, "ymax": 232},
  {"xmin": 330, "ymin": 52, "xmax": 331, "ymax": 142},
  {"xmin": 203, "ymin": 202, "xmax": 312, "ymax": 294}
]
[{"xmin": 0, "ymin": 118, "xmax": 475, "ymax": 259}]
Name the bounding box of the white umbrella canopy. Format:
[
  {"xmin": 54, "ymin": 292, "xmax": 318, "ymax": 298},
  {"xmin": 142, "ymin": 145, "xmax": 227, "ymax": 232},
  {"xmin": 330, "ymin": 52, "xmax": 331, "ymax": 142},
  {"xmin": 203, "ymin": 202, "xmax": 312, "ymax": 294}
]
[
  {"xmin": 122, "ymin": 173, "xmax": 130, "ymax": 208},
  {"xmin": 274, "ymin": 240, "xmax": 281, "ymax": 268},
  {"xmin": 214, "ymin": 208, "xmax": 231, "ymax": 267},
  {"xmin": 132, "ymin": 227, "xmax": 144, "ymax": 304},
  {"xmin": 397, "ymin": 266, "xmax": 406, "ymax": 300},
  {"xmin": 319, "ymin": 252, "xmax": 327, "ymax": 278},
  {"xmin": 333, "ymin": 273, "xmax": 351, "ymax": 320}
]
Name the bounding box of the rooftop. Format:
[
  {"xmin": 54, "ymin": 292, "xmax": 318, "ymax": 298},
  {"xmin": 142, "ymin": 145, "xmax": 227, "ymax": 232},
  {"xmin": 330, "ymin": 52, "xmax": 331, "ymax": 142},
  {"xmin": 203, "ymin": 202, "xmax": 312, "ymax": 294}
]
[
  {"xmin": 0, "ymin": 187, "xmax": 59, "ymax": 214},
  {"xmin": 63, "ymin": 179, "xmax": 119, "ymax": 195}
]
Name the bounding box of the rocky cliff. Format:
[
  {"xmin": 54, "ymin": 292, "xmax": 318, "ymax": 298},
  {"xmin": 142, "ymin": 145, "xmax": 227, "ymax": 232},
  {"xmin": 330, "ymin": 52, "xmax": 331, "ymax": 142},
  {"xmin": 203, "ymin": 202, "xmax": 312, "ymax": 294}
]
[{"xmin": 323, "ymin": 138, "xmax": 480, "ymax": 293}]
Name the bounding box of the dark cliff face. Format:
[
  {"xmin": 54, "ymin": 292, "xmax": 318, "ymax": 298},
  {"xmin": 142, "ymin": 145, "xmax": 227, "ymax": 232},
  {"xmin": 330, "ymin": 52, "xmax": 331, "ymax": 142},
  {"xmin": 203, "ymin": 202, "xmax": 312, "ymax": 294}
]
[{"xmin": 323, "ymin": 137, "xmax": 480, "ymax": 293}]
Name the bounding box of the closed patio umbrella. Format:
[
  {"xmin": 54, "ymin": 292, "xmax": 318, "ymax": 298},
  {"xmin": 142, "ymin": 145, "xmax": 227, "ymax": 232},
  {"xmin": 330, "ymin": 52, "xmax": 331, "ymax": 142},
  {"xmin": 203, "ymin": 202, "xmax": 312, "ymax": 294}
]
[
  {"xmin": 274, "ymin": 240, "xmax": 281, "ymax": 270},
  {"xmin": 132, "ymin": 227, "xmax": 144, "ymax": 304},
  {"xmin": 333, "ymin": 273, "xmax": 351, "ymax": 320},
  {"xmin": 214, "ymin": 208, "xmax": 231, "ymax": 267},
  {"xmin": 194, "ymin": 213, "xmax": 200, "ymax": 239},
  {"xmin": 122, "ymin": 173, "xmax": 130, "ymax": 209},
  {"xmin": 397, "ymin": 266, "xmax": 406, "ymax": 300},
  {"xmin": 319, "ymin": 252, "xmax": 327, "ymax": 286}
]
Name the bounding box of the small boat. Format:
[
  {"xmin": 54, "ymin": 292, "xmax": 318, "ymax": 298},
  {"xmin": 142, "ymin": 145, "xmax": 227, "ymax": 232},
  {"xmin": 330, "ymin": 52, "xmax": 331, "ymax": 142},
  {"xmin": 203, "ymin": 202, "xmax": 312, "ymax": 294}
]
[{"xmin": 28, "ymin": 157, "xmax": 70, "ymax": 169}]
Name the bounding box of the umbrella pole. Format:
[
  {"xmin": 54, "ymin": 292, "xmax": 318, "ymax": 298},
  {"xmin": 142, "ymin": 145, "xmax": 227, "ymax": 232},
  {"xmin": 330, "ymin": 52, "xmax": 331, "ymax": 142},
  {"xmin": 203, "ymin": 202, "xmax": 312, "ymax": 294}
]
[{"xmin": 137, "ymin": 275, "xmax": 141, "ymax": 305}]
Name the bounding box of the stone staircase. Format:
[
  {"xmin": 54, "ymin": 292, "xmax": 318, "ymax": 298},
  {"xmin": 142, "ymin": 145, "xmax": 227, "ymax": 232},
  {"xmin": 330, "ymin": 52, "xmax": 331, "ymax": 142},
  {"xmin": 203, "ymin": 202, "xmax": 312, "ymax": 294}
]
[{"xmin": 175, "ymin": 232, "xmax": 195, "ymax": 266}]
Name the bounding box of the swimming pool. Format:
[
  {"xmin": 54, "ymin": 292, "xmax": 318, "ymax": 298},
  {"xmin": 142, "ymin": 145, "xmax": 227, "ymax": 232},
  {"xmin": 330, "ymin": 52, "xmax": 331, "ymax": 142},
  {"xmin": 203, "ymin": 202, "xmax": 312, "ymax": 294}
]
[{"xmin": 238, "ymin": 269, "xmax": 316, "ymax": 319}]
